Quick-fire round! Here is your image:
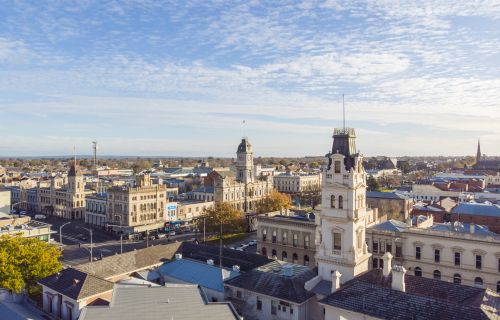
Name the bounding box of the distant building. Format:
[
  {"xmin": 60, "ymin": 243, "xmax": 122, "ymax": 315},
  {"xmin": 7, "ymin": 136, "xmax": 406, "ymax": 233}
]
[
  {"xmin": 0, "ymin": 188, "xmax": 10, "ymax": 215},
  {"xmin": 85, "ymin": 193, "xmax": 107, "ymax": 228},
  {"xmin": 213, "ymin": 138, "xmax": 273, "ymax": 212},
  {"xmin": 473, "ymin": 139, "xmax": 500, "ymax": 171},
  {"xmin": 257, "ymin": 212, "xmax": 316, "ymax": 266},
  {"xmin": 37, "ymin": 161, "xmax": 87, "ymax": 219},
  {"xmin": 273, "ymin": 172, "xmax": 321, "ymax": 204},
  {"xmin": 0, "ymin": 216, "xmax": 53, "ymax": 241},
  {"xmin": 106, "ymin": 173, "xmax": 167, "ymax": 236},
  {"xmin": 366, "ymin": 191, "xmax": 413, "ymax": 221}
]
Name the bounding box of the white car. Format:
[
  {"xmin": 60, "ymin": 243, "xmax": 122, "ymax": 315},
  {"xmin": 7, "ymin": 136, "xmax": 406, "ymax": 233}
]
[
  {"xmin": 34, "ymin": 214, "xmax": 46, "ymax": 220},
  {"xmin": 169, "ymin": 231, "xmax": 176, "ymax": 236},
  {"xmin": 248, "ymin": 240, "xmax": 257, "ymax": 246}
]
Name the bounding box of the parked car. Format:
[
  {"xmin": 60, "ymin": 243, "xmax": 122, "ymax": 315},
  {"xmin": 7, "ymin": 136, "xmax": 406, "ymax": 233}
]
[
  {"xmin": 169, "ymin": 231, "xmax": 176, "ymax": 236},
  {"xmin": 19, "ymin": 211, "xmax": 27, "ymax": 215},
  {"xmin": 236, "ymin": 248, "xmax": 244, "ymax": 251},
  {"xmin": 156, "ymin": 233, "xmax": 166, "ymax": 239},
  {"xmin": 248, "ymin": 240, "xmax": 257, "ymax": 246},
  {"xmin": 34, "ymin": 214, "xmax": 46, "ymax": 220}
]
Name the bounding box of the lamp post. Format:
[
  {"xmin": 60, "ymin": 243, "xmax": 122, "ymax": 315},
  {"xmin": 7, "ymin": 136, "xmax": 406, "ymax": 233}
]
[
  {"xmin": 59, "ymin": 222, "xmax": 71, "ymax": 246},
  {"xmin": 78, "ymin": 226, "xmax": 93, "ymax": 262},
  {"xmin": 114, "ymin": 214, "xmax": 123, "ymax": 254}
]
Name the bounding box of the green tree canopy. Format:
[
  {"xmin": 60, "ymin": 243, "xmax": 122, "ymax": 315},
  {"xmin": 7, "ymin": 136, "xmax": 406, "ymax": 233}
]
[
  {"xmin": 366, "ymin": 175, "xmax": 381, "ymax": 192},
  {"xmin": 0, "ymin": 235, "xmax": 62, "ymax": 296},
  {"xmin": 256, "ymin": 190, "xmax": 292, "ymax": 214}
]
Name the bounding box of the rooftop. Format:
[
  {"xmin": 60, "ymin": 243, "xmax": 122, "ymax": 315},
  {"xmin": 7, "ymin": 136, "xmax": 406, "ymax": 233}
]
[
  {"xmin": 158, "ymin": 258, "xmax": 239, "ymax": 292},
  {"xmin": 320, "ymin": 269, "xmax": 499, "ymax": 320},
  {"xmin": 75, "ymin": 242, "xmax": 182, "ymax": 280},
  {"xmin": 452, "ymin": 202, "xmax": 500, "ymax": 217},
  {"xmin": 225, "ymin": 260, "xmax": 317, "ymax": 304},
  {"xmin": 80, "ymin": 285, "xmax": 241, "ymax": 320},
  {"xmin": 39, "ymin": 268, "xmax": 113, "ymax": 301},
  {"xmin": 366, "ymin": 191, "xmax": 409, "ymax": 200}
]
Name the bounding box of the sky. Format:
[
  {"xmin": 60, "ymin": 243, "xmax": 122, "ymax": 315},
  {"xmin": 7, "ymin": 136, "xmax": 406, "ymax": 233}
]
[{"xmin": 1, "ymin": 1, "xmax": 500, "ymax": 157}]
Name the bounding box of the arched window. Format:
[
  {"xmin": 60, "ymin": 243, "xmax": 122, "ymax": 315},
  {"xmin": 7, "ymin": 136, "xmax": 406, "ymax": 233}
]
[
  {"xmin": 282, "ymin": 232, "xmax": 287, "ymax": 244},
  {"xmin": 261, "ymin": 247, "xmax": 267, "ymax": 257},
  {"xmin": 282, "ymin": 251, "xmax": 288, "ymax": 261},
  {"xmin": 292, "ymin": 253, "xmax": 298, "ymax": 264},
  {"xmin": 272, "ymin": 249, "xmax": 277, "ymax": 259},
  {"xmin": 453, "ymin": 274, "xmax": 461, "ymax": 284},
  {"xmin": 272, "ymin": 230, "xmax": 277, "ymax": 243},
  {"xmin": 433, "ymin": 270, "xmax": 441, "ymax": 280},
  {"xmin": 372, "ymin": 258, "xmax": 378, "ymax": 269},
  {"xmin": 304, "ymin": 255, "xmax": 310, "ymax": 266},
  {"xmin": 497, "ymin": 281, "xmax": 500, "ymax": 294},
  {"xmin": 330, "ymin": 195, "xmax": 336, "ymax": 208},
  {"xmin": 262, "ymin": 229, "xmax": 267, "ymax": 241},
  {"xmin": 474, "ymin": 277, "xmax": 483, "ymax": 288},
  {"xmin": 338, "ymin": 195, "xmax": 343, "ymax": 209},
  {"xmin": 414, "ymin": 267, "xmax": 422, "ymax": 277}
]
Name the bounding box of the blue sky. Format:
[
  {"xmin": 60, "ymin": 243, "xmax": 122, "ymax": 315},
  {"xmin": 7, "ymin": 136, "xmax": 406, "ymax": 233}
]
[{"xmin": 1, "ymin": 1, "xmax": 500, "ymax": 157}]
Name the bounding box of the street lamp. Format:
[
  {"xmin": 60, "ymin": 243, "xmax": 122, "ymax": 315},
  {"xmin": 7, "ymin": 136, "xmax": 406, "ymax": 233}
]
[
  {"xmin": 78, "ymin": 226, "xmax": 93, "ymax": 262},
  {"xmin": 59, "ymin": 222, "xmax": 71, "ymax": 246}
]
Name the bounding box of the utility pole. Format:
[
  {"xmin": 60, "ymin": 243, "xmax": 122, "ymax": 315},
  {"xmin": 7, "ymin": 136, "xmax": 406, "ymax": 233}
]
[
  {"xmin": 59, "ymin": 222, "xmax": 71, "ymax": 246},
  {"xmin": 113, "ymin": 214, "xmax": 123, "ymax": 254}
]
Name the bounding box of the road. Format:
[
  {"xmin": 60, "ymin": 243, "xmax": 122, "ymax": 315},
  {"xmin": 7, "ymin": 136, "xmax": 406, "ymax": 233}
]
[{"xmin": 32, "ymin": 214, "xmax": 257, "ymax": 265}]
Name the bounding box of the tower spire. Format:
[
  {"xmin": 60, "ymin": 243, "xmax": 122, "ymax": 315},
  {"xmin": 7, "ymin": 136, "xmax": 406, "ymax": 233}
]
[
  {"xmin": 342, "ymin": 94, "xmax": 345, "ymax": 131},
  {"xmin": 476, "ymin": 139, "xmax": 482, "ymax": 162}
]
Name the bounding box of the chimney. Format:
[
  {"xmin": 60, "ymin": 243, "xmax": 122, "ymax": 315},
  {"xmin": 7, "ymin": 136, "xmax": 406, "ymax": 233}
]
[
  {"xmin": 391, "ymin": 265, "xmax": 406, "ymax": 292},
  {"xmin": 72, "ymin": 279, "xmax": 80, "ymax": 286},
  {"xmin": 331, "ymin": 270, "xmax": 341, "ymax": 293},
  {"xmin": 174, "ymin": 253, "xmax": 182, "ymax": 260},
  {"xmin": 382, "ymin": 252, "xmax": 393, "ymax": 277},
  {"xmin": 470, "ymin": 223, "xmax": 475, "ymax": 234}
]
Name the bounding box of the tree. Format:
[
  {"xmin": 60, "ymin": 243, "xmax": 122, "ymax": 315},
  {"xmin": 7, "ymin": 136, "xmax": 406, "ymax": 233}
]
[
  {"xmin": 366, "ymin": 175, "xmax": 381, "ymax": 192},
  {"xmin": 309, "ymin": 161, "xmax": 319, "ymax": 168},
  {"xmin": 0, "ymin": 235, "xmax": 62, "ymax": 296},
  {"xmin": 256, "ymin": 190, "xmax": 292, "ymax": 214},
  {"xmin": 199, "ymin": 203, "xmax": 244, "ymax": 238}
]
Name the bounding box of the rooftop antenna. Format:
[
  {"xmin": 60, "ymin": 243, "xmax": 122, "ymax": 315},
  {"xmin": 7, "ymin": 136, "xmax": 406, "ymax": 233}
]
[
  {"xmin": 73, "ymin": 145, "xmax": 76, "ymax": 165},
  {"xmin": 92, "ymin": 141, "xmax": 98, "ymax": 176},
  {"xmin": 242, "ymin": 120, "xmax": 246, "ymax": 138},
  {"xmin": 342, "ymin": 93, "xmax": 346, "ymax": 131}
]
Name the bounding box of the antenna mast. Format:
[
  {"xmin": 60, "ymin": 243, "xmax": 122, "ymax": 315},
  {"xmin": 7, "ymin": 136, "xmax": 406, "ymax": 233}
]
[
  {"xmin": 342, "ymin": 94, "xmax": 346, "ymax": 131},
  {"xmin": 92, "ymin": 141, "xmax": 98, "ymax": 176},
  {"xmin": 242, "ymin": 120, "xmax": 246, "ymax": 138}
]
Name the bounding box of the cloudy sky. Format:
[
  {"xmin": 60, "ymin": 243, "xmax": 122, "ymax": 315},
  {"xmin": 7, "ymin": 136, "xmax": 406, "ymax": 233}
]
[{"xmin": 1, "ymin": 1, "xmax": 499, "ymax": 157}]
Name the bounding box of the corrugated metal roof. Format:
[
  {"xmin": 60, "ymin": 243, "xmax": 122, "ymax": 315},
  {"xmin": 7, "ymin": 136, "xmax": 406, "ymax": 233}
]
[{"xmin": 452, "ymin": 202, "xmax": 500, "ymax": 217}]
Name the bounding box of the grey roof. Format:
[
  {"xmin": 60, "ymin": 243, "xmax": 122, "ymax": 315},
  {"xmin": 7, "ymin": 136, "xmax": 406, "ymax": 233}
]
[
  {"xmin": 193, "ymin": 186, "xmax": 215, "ymax": 193},
  {"xmin": 225, "ymin": 261, "xmax": 316, "ymax": 304},
  {"xmin": 452, "ymin": 202, "xmax": 500, "ymax": 217},
  {"xmin": 310, "ymin": 280, "xmax": 332, "ymax": 296},
  {"xmin": 366, "ymin": 191, "xmax": 408, "ymax": 200},
  {"xmin": 180, "ymin": 243, "xmax": 272, "ymax": 272},
  {"xmin": 370, "ymin": 219, "xmax": 408, "ymax": 232},
  {"xmin": 80, "ymin": 285, "xmax": 240, "ymax": 320},
  {"xmin": 75, "ymin": 242, "xmax": 182, "ymax": 279},
  {"xmin": 320, "ymin": 269, "xmax": 499, "ymax": 320},
  {"xmin": 237, "ymin": 138, "xmax": 251, "ymax": 153},
  {"xmin": 39, "ymin": 268, "xmax": 113, "ymax": 301},
  {"xmin": 430, "ymin": 222, "xmax": 499, "ymax": 237}
]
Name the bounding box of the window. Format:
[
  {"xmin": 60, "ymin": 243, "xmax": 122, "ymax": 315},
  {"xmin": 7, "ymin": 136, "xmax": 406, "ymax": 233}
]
[
  {"xmin": 453, "ymin": 274, "xmax": 461, "ymax": 284},
  {"xmin": 379, "ymin": 258, "xmax": 384, "ymax": 269},
  {"xmin": 433, "ymin": 270, "xmax": 441, "ymax": 280},
  {"xmin": 380, "ymin": 241, "xmax": 386, "ymax": 254},
  {"xmin": 293, "ymin": 234, "xmax": 298, "ymax": 247},
  {"xmin": 282, "ymin": 251, "xmax": 288, "ymax": 261},
  {"xmin": 415, "ymin": 247, "xmax": 421, "ymax": 260},
  {"xmin": 386, "ymin": 243, "xmax": 392, "ymax": 254},
  {"xmin": 414, "ymin": 267, "xmax": 422, "ymax": 277},
  {"xmin": 304, "ymin": 255, "xmax": 310, "ymax": 266},
  {"xmin": 262, "ymin": 229, "xmax": 267, "ymax": 241},
  {"xmin": 338, "ymin": 195, "xmax": 343, "ymax": 209},
  {"xmin": 272, "ymin": 231, "xmax": 277, "ymax": 243},
  {"xmin": 474, "ymin": 277, "xmax": 483, "ymax": 288},
  {"xmin": 304, "ymin": 235, "xmax": 310, "ymax": 249},
  {"xmin": 272, "ymin": 249, "xmax": 277, "ymax": 258},
  {"xmin": 372, "ymin": 258, "xmax": 378, "ymax": 269},
  {"xmin": 271, "ymin": 300, "xmax": 277, "ymax": 315},
  {"xmin": 497, "ymin": 281, "xmax": 500, "ymax": 294},
  {"xmin": 454, "ymin": 252, "xmax": 461, "ymax": 266},
  {"xmin": 236, "ymin": 290, "xmax": 242, "ymax": 299},
  {"xmin": 333, "ymin": 232, "xmax": 342, "ymax": 251},
  {"xmin": 476, "ymin": 255, "xmax": 482, "ymax": 269},
  {"xmin": 372, "ymin": 241, "xmax": 378, "ymax": 253},
  {"xmin": 292, "ymin": 253, "xmax": 298, "ymax": 264},
  {"xmin": 261, "ymin": 247, "xmax": 267, "ymax": 256},
  {"xmin": 334, "ymin": 161, "xmax": 341, "ymax": 173},
  {"xmin": 330, "ymin": 195, "xmax": 336, "ymax": 208},
  {"xmin": 498, "ymin": 258, "xmax": 500, "ymax": 272},
  {"xmin": 256, "ymin": 297, "xmax": 262, "ymax": 311},
  {"xmin": 282, "ymin": 232, "xmax": 287, "ymax": 244},
  {"xmin": 434, "ymin": 249, "xmax": 440, "ymax": 263}
]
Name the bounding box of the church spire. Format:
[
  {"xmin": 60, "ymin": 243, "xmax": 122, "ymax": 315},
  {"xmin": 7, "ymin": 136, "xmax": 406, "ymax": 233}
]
[{"xmin": 476, "ymin": 139, "xmax": 482, "ymax": 163}]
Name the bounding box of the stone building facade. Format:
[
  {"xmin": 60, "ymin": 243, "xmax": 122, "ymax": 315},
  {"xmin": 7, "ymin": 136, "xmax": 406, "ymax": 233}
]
[
  {"xmin": 214, "ymin": 138, "xmax": 273, "ymax": 212},
  {"xmin": 257, "ymin": 213, "xmax": 317, "ymax": 266},
  {"xmin": 106, "ymin": 173, "xmax": 167, "ymax": 236},
  {"xmin": 85, "ymin": 193, "xmax": 107, "ymax": 228},
  {"xmin": 367, "ymin": 216, "xmax": 500, "ymax": 293},
  {"xmin": 37, "ymin": 161, "xmax": 87, "ymax": 219}
]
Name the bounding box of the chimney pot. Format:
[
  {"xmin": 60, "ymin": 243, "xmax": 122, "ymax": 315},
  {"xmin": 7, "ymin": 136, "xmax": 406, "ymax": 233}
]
[
  {"xmin": 331, "ymin": 270, "xmax": 342, "ymax": 293},
  {"xmin": 382, "ymin": 252, "xmax": 393, "ymax": 277},
  {"xmin": 391, "ymin": 265, "xmax": 406, "ymax": 292}
]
